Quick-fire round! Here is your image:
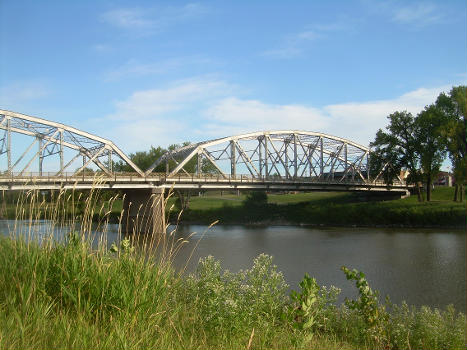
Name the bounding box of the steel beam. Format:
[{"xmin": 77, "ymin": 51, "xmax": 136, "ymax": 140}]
[
  {"xmin": 230, "ymin": 140, "xmax": 236, "ymax": 176},
  {"xmin": 7, "ymin": 118, "xmax": 11, "ymax": 173},
  {"xmin": 258, "ymin": 136, "xmax": 263, "ymax": 176},
  {"xmin": 320, "ymin": 138, "xmax": 324, "ymax": 177}
]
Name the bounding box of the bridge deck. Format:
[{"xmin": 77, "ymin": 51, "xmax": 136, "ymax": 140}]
[{"xmin": 0, "ymin": 172, "xmax": 409, "ymax": 193}]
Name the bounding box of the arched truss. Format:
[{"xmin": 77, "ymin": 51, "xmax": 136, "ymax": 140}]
[
  {"xmin": 147, "ymin": 131, "xmax": 371, "ymax": 182},
  {"xmin": 0, "ymin": 110, "xmax": 144, "ymax": 177}
]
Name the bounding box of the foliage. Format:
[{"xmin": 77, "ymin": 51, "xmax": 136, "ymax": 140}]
[
  {"xmin": 0, "ymin": 233, "xmax": 465, "ymax": 349},
  {"xmin": 186, "ymin": 254, "xmax": 288, "ymax": 343},
  {"xmin": 113, "ymin": 145, "xmax": 166, "ymax": 172},
  {"xmin": 289, "ymin": 273, "xmax": 341, "ymax": 343},
  {"xmin": 174, "ymin": 187, "xmax": 466, "ymax": 227},
  {"xmin": 387, "ymin": 302, "xmax": 466, "ymax": 350},
  {"xmin": 370, "ymin": 111, "xmax": 416, "ymax": 182},
  {"xmin": 243, "ymin": 190, "xmax": 268, "ymax": 208},
  {"xmin": 0, "ymin": 187, "xmax": 466, "ymax": 349},
  {"xmin": 114, "ymin": 142, "xmax": 220, "ymax": 176},
  {"xmin": 370, "ymin": 111, "xmax": 423, "ymax": 199},
  {"xmin": 114, "ymin": 142, "xmax": 220, "ymax": 211},
  {"xmin": 0, "ymin": 183, "xmax": 466, "ymax": 349},
  {"xmin": 109, "ymin": 238, "xmax": 135, "ymax": 255},
  {"xmin": 436, "ymin": 86, "xmax": 467, "ymax": 201},
  {"xmin": 415, "ymin": 104, "xmax": 448, "ymax": 201},
  {"xmin": 341, "ymin": 266, "xmax": 388, "ymax": 346},
  {"xmin": 370, "ymin": 85, "xmax": 466, "ymax": 203}
]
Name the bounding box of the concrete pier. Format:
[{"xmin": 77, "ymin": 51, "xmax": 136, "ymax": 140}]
[{"xmin": 122, "ymin": 188, "xmax": 165, "ymax": 235}]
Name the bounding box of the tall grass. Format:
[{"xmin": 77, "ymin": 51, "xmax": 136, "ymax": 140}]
[{"xmin": 0, "ymin": 181, "xmax": 465, "ymax": 349}]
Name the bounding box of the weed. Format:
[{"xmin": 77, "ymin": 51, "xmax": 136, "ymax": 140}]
[{"xmin": 341, "ymin": 266, "xmax": 389, "ymax": 346}]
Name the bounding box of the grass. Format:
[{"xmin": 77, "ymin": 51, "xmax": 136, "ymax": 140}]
[
  {"xmin": 0, "ymin": 186, "xmax": 465, "ymax": 349},
  {"xmin": 178, "ymin": 191, "xmax": 354, "ymax": 209},
  {"xmin": 4, "ymin": 187, "xmax": 463, "ymax": 227},
  {"xmin": 173, "ymin": 187, "xmax": 467, "ymax": 227},
  {"xmin": 0, "ymin": 237, "xmax": 465, "ymax": 349}
]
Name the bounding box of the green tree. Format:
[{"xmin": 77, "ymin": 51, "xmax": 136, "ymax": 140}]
[
  {"xmin": 435, "ymin": 86, "xmax": 467, "ymax": 201},
  {"xmin": 243, "ymin": 191, "xmax": 268, "ymax": 208},
  {"xmin": 414, "ymin": 105, "xmax": 448, "ymax": 201},
  {"xmin": 369, "ymin": 129, "xmax": 402, "ymax": 185},
  {"xmin": 114, "ymin": 142, "xmax": 222, "ymax": 211},
  {"xmin": 166, "ymin": 142, "xmax": 220, "ymax": 211},
  {"xmin": 113, "ymin": 146, "xmax": 166, "ymax": 172},
  {"xmin": 370, "ymin": 111, "xmax": 424, "ymax": 201}
]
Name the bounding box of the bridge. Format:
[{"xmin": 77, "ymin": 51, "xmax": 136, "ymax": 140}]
[{"xmin": 0, "ymin": 109, "xmax": 408, "ymax": 233}]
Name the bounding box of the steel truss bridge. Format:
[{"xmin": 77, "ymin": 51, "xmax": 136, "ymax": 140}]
[{"xmin": 0, "ymin": 109, "xmax": 407, "ymax": 194}]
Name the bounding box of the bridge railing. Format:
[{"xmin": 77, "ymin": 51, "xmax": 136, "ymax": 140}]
[
  {"xmin": 0, "ymin": 171, "xmax": 407, "ymax": 187},
  {"xmin": 153, "ymin": 172, "xmax": 406, "ymax": 186},
  {"xmin": 0, "ymin": 171, "xmax": 148, "ymax": 183}
]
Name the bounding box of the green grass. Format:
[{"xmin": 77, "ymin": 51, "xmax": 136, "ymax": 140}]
[
  {"xmin": 182, "ymin": 191, "xmax": 353, "ymax": 209},
  {"xmin": 174, "ymin": 187, "xmax": 466, "ymax": 227},
  {"xmin": 0, "ymin": 187, "xmax": 465, "ymax": 349},
  {"xmin": 0, "ymin": 235, "xmax": 465, "ymax": 350},
  {"xmin": 402, "ymin": 186, "xmax": 463, "ymax": 202},
  {"xmin": 2, "ymin": 187, "xmax": 465, "ymax": 227}
]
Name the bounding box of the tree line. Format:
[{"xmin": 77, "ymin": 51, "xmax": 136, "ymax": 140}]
[{"xmin": 370, "ymin": 85, "xmax": 466, "ymax": 202}]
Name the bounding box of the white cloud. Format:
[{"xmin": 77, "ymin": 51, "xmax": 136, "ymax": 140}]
[
  {"xmin": 104, "ymin": 56, "xmax": 214, "ymax": 81},
  {"xmin": 392, "ymin": 3, "xmax": 443, "ymax": 26},
  {"xmin": 101, "ymin": 3, "xmax": 208, "ymax": 35},
  {"xmin": 101, "ymin": 77, "xmax": 235, "ymax": 150},
  {"xmin": 366, "ymin": 1, "xmax": 445, "ymax": 28},
  {"xmin": 322, "ymin": 86, "xmax": 450, "ymax": 143},
  {"xmin": 101, "ymin": 8, "xmax": 153, "ymax": 30},
  {"xmin": 262, "ymin": 30, "xmax": 320, "ymax": 59},
  {"xmin": 204, "ymin": 85, "xmax": 452, "ymax": 146},
  {"xmin": 0, "ymin": 81, "xmax": 51, "ymax": 108},
  {"xmin": 93, "ymin": 44, "xmax": 112, "ymax": 53},
  {"xmin": 109, "ymin": 119, "xmax": 185, "ymax": 151},
  {"xmin": 102, "ymin": 81, "xmax": 453, "ymax": 152},
  {"xmin": 262, "ymin": 18, "xmax": 355, "ymax": 59},
  {"xmin": 203, "ymin": 97, "xmax": 327, "ymax": 133},
  {"xmin": 107, "ymin": 77, "xmax": 233, "ymax": 121}
]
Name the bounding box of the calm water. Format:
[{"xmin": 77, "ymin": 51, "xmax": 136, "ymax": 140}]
[{"xmin": 1, "ymin": 220, "xmax": 465, "ymax": 311}]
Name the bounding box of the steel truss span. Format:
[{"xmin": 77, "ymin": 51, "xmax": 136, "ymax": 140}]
[
  {"xmin": 0, "ymin": 110, "xmax": 407, "ymax": 193},
  {"xmin": 0, "ymin": 109, "xmax": 144, "ymax": 177},
  {"xmin": 147, "ymin": 131, "xmax": 371, "ymax": 182}
]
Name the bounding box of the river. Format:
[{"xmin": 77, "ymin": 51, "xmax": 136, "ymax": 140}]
[{"xmin": 1, "ymin": 220, "xmax": 465, "ymax": 311}]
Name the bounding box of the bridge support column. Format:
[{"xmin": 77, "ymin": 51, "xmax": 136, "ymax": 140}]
[{"xmin": 122, "ymin": 188, "xmax": 165, "ymax": 235}]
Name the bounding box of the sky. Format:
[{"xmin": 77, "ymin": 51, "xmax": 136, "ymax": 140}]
[{"xmin": 1, "ymin": 0, "xmax": 466, "ymax": 154}]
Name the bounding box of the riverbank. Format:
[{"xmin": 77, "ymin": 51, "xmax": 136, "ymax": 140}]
[
  {"xmin": 0, "ymin": 234, "xmax": 465, "ymax": 350},
  {"xmin": 170, "ymin": 187, "xmax": 467, "ymax": 228},
  {"xmin": 1, "ymin": 187, "xmax": 465, "ymax": 228}
]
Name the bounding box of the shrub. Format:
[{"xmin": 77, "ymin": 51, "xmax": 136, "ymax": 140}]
[
  {"xmin": 289, "ymin": 273, "xmax": 341, "ymax": 343},
  {"xmin": 388, "ymin": 302, "xmax": 467, "ymax": 350},
  {"xmin": 243, "ymin": 191, "xmax": 268, "ymax": 208},
  {"xmin": 186, "ymin": 254, "xmax": 288, "ymax": 342}
]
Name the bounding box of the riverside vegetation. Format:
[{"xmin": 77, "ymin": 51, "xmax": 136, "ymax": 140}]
[
  {"xmin": 2, "ymin": 187, "xmax": 466, "ymax": 228},
  {"xmin": 171, "ymin": 187, "xmax": 467, "ymax": 227},
  {"xmin": 0, "ymin": 188, "xmax": 466, "ymax": 349}
]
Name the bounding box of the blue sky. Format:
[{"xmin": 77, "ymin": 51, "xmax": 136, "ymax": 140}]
[{"xmin": 1, "ymin": 0, "xmax": 465, "ymax": 153}]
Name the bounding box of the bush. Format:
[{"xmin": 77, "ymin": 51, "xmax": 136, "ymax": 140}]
[
  {"xmin": 186, "ymin": 254, "xmax": 288, "ymax": 343},
  {"xmin": 243, "ymin": 191, "xmax": 268, "ymax": 208},
  {"xmin": 289, "ymin": 273, "xmax": 341, "ymax": 343}
]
